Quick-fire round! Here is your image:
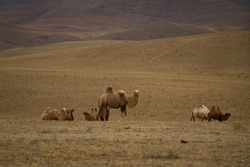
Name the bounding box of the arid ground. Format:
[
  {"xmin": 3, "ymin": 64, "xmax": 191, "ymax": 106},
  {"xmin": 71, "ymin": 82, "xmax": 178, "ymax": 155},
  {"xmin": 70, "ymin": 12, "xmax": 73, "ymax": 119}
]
[{"xmin": 0, "ymin": 31, "xmax": 250, "ymax": 166}]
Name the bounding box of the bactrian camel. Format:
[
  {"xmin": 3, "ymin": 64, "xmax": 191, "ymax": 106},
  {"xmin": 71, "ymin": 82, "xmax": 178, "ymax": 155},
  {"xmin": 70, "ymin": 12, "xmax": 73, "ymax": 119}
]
[{"xmin": 98, "ymin": 86, "xmax": 139, "ymax": 121}]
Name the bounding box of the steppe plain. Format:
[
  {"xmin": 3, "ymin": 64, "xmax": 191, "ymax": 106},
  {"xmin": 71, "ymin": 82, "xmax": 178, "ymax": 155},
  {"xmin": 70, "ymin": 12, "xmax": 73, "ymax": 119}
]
[{"xmin": 0, "ymin": 31, "xmax": 250, "ymax": 166}]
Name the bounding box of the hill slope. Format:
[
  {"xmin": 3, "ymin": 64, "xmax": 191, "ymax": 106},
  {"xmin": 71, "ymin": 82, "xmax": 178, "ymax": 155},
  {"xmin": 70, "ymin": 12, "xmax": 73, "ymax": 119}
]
[
  {"xmin": 0, "ymin": 30, "xmax": 249, "ymax": 119},
  {"xmin": 0, "ymin": 0, "xmax": 249, "ymax": 50},
  {"xmin": 0, "ymin": 31, "xmax": 249, "ymax": 78},
  {"xmin": 0, "ymin": 31, "xmax": 249, "ymax": 166},
  {"xmin": 0, "ymin": 22, "xmax": 83, "ymax": 51}
]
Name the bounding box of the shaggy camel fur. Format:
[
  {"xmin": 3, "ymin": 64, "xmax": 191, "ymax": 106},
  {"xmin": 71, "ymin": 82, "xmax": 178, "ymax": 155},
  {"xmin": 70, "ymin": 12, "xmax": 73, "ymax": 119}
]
[
  {"xmin": 208, "ymin": 106, "xmax": 231, "ymax": 122},
  {"xmin": 98, "ymin": 87, "xmax": 139, "ymax": 121},
  {"xmin": 83, "ymin": 107, "xmax": 110, "ymax": 121},
  {"xmin": 41, "ymin": 107, "xmax": 75, "ymax": 121},
  {"xmin": 191, "ymin": 105, "xmax": 210, "ymax": 122},
  {"xmin": 83, "ymin": 108, "xmax": 98, "ymax": 121}
]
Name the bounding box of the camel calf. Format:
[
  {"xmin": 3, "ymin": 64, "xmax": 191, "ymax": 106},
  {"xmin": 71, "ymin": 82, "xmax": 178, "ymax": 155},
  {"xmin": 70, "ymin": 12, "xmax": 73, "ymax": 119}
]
[
  {"xmin": 84, "ymin": 107, "xmax": 110, "ymax": 121},
  {"xmin": 83, "ymin": 108, "xmax": 98, "ymax": 121}
]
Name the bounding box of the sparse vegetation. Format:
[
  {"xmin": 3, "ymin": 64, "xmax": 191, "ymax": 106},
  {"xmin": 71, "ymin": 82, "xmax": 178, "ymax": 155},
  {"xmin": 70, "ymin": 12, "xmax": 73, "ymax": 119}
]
[
  {"xmin": 86, "ymin": 126, "xmax": 93, "ymax": 133},
  {"xmin": 144, "ymin": 149, "xmax": 180, "ymax": 160},
  {"xmin": 233, "ymin": 123, "xmax": 247, "ymax": 131},
  {"xmin": 0, "ymin": 31, "xmax": 249, "ymax": 166}
]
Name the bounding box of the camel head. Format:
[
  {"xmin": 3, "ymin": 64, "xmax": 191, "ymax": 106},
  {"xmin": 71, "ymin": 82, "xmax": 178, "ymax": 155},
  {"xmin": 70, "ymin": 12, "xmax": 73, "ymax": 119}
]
[
  {"xmin": 222, "ymin": 113, "xmax": 231, "ymax": 121},
  {"xmin": 128, "ymin": 89, "xmax": 140, "ymax": 108},
  {"xmin": 83, "ymin": 108, "xmax": 98, "ymax": 121},
  {"xmin": 133, "ymin": 90, "xmax": 140, "ymax": 97}
]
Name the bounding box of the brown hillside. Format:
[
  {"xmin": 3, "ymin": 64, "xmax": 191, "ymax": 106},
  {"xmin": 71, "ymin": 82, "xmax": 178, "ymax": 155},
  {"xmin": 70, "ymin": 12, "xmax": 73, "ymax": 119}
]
[
  {"xmin": 0, "ymin": 0, "xmax": 249, "ymax": 50},
  {"xmin": 98, "ymin": 21, "xmax": 212, "ymax": 40},
  {"xmin": 0, "ymin": 21, "xmax": 83, "ymax": 51},
  {"xmin": 0, "ymin": 31, "xmax": 249, "ymax": 166}
]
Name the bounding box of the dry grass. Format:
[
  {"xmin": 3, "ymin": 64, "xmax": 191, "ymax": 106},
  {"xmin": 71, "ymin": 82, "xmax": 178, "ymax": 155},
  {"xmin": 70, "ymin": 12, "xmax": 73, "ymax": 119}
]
[{"xmin": 0, "ymin": 31, "xmax": 249, "ymax": 166}]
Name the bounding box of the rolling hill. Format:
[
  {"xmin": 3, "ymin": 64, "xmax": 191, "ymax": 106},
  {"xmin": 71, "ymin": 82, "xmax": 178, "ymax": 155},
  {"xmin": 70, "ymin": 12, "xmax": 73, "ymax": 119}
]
[
  {"xmin": 0, "ymin": 21, "xmax": 83, "ymax": 51},
  {"xmin": 0, "ymin": 0, "xmax": 249, "ymax": 50},
  {"xmin": 0, "ymin": 1, "xmax": 249, "ymax": 166},
  {"xmin": 0, "ymin": 30, "xmax": 249, "ymax": 119},
  {"xmin": 0, "ymin": 29, "xmax": 249, "ymax": 166},
  {"xmin": 0, "ymin": 31, "xmax": 249, "ymax": 80}
]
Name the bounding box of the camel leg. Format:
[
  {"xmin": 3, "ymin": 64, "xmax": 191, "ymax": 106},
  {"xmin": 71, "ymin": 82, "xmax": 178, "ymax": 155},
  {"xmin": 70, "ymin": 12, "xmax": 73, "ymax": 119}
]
[
  {"xmin": 120, "ymin": 106, "xmax": 127, "ymax": 117},
  {"xmin": 100, "ymin": 106, "xmax": 109, "ymax": 121},
  {"xmin": 98, "ymin": 107, "xmax": 105, "ymax": 121},
  {"xmin": 191, "ymin": 114, "xmax": 195, "ymax": 122},
  {"xmin": 105, "ymin": 108, "xmax": 109, "ymax": 121},
  {"xmin": 218, "ymin": 115, "xmax": 223, "ymax": 122}
]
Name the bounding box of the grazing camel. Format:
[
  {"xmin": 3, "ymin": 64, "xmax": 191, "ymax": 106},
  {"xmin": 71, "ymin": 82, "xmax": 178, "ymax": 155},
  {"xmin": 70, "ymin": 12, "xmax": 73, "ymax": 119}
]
[
  {"xmin": 98, "ymin": 86, "xmax": 140, "ymax": 121},
  {"xmin": 208, "ymin": 106, "xmax": 231, "ymax": 122},
  {"xmin": 191, "ymin": 105, "xmax": 210, "ymax": 122},
  {"xmin": 41, "ymin": 107, "xmax": 75, "ymax": 121}
]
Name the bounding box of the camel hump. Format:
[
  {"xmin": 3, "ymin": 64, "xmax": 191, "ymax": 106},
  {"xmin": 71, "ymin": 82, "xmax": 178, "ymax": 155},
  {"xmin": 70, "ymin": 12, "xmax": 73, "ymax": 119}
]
[
  {"xmin": 45, "ymin": 107, "xmax": 52, "ymax": 111},
  {"xmin": 117, "ymin": 90, "xmax": 126, "ymax": 97},
  {"xmin": 105, "ymin": 86, "xmax": 114, "ymax": 93},
  {"xmin": 216, "ymin": 107, "xmax": 222, "ymax": 113},
  {"xmin": 211, "ymin": 106, "xmax": 216, "ymax": 111},
  {"xmin": 196, "ymin": 104, "xmax": 204, "ymax": 109}
]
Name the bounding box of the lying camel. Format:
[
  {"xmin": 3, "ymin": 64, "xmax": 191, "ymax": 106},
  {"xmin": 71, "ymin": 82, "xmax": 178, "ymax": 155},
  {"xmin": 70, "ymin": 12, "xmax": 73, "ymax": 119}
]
[
  {"xmin": 41, "ymin": 107, "xmax": 75, "ymax": 121},
  {"xmin": 83, "ymin": 108, "xmax": 98, "ymax": 121}
]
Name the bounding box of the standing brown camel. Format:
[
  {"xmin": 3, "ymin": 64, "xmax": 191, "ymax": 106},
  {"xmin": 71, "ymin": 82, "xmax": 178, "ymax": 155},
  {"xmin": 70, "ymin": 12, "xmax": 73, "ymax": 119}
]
[{"xmin": 98, "ymin": 86, "xmax": 140, "ymax": 121}]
